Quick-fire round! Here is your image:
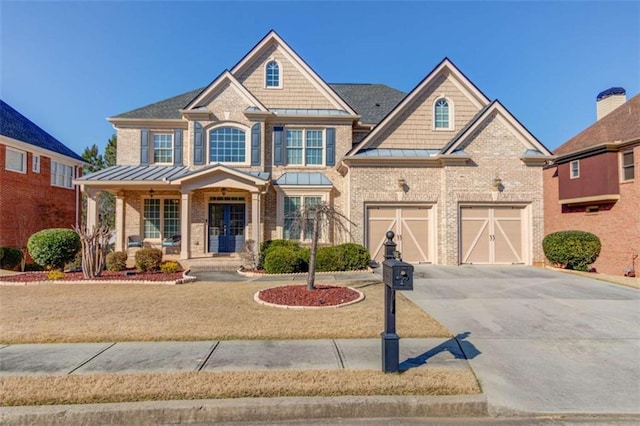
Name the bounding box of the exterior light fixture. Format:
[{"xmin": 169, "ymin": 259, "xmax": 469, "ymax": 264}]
[
  {"xmin": 397, "ymin": 178, "xmax": 406, "ymax": 189},
  {"xmin": 221, "ymin": 187, "xmax": 227, "ymax": 196},
  {"xmin": 493, "ymin": 177, "xmax": 503, "ymax": 190},
  {"xmin": 148, "ymin": 188, "xmax": 155, "ymax": 198}
]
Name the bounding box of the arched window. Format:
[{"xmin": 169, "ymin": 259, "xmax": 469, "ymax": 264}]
[
  {"xmin": 434, "ymin": 98, "xmax": 450, "ymax": 129},
  {"xmin": 266, "ymin": 61, "xmax": 280, "ymax": 88},
  {"xmin": 209, "ymin": 127, "xmax": 246, "ymax": 163}
]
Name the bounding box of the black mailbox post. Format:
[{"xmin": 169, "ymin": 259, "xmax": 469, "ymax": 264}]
[{"xmin": 381, "ymin": 231, "xmax": 414, "ymax": 373}]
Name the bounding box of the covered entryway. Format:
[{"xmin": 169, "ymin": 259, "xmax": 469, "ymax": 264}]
[
  {"xmin": 460, "ymin": 205, "xmax": 526, "ymax": 264},
  {"xmin": 366, "ymin": 205, "xmax": 432, "ymax": 263},
  {"xmin": 208, "ymin": 202, "xmax": 245, "ymax": 253}
]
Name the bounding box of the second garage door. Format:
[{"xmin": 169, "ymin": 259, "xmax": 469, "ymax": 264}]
[
  {"xmin": 460, "ymin": 206, "xmax": 525, "ymax": 264},
  {"xmin": 367, "ymin": 206, "xmax": 431, "ymax": 263}
]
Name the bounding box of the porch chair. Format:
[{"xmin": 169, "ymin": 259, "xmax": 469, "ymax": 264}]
[
  {"xmin": 162, "ymin": 235, "xmax": 181, "ymax": 254},
  {"xmin": 127, "ymin": 235, "xmax": 143, "ymax": 248}
]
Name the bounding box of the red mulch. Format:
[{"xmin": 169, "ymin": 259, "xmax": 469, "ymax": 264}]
[
  {"xmin": 258, "ymin": 285, "xmax": 360, "ymax": 307},
  {"xmin": 0, "ymin": 270, "xmax": 184, "ymax": 283}
]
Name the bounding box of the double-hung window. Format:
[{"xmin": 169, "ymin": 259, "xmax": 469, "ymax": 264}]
[
  {"xmin": 153, "ymin": 133, "xmax": 173, "ymax": 164},
  {"xmin": 286, "ymin": 129, "xmax": 324, "ymax": 165},
  {"xmin": 32, "ymin": 155, "xmax": 40, "ymax": 173},
  {"xmin": 209, "ymin": 127, "xmax": 246, "ymax": 163},
  {"xmin": 570, "ymin": 160, "xmax": 580, "ymax": 179},
  {"xmin": 283, "ymin": 195, "xmax": 322, "ymax": 240},
  {"xmin": 622, "ymin": 151, "xmax": 634, "ymax": 181},
  {"xmin": 5, "ymin": 148, "xmax": 26, "ymax": 173},
  {"xmin": 143, "ymin": 198, "xmax": 180, "ymax": 239},
  {"xmin": 51, "ymin": 161, "xmax": 73, "ymax": 188}
]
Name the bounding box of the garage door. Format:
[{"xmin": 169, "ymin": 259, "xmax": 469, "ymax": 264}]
[
  {"xmin": 460, "ymin": 206, "xmax": 524, "ymax": 264},
  {"xmin": 367, "ymin": 206, "xmax": 431, "ymax": 263}
]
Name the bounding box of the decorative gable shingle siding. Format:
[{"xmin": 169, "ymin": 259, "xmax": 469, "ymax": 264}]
[
  {"xmin": 371, "ymin": 72, "xmax": 482, "ymax": 150},
  {"xmin": 235, "ymin": 44, "xmax": 335, "ymax": 110}
]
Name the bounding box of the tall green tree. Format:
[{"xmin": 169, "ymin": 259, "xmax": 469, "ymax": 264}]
[
  {"xmin": 80, "ymin": 135, "xmax": 117, "ymax": 229},
  {"xmin": 105, "ymin": 134, "xmax": 117, "ymax": 167},
  {"xmin": 81, "ymin": 144, "xmax": 105, "ymax": 174}
]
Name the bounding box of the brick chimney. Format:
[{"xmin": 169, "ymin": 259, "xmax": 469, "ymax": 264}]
[{"xmin": 597, "ymin": 87, "xmax": 626, "ymax": 120}]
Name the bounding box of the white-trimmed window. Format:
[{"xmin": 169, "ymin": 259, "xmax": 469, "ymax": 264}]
[
  {"xmin": 5, "ymin": 147, "xmax": 26, "ymax": 173},
  {"xmin": 143, "ymin": 198, "xmax": 180, "ymax": 240},
  {"xmin": 434, "ymin": 98, "xmax": 452, "ymax": 129},
  {"xmin": 32, "ymin": 154, "xmax": 40, "ymax": 173},
  {"xmin": 51, "ymin": 161, "xmax": 73, "ymax": 188},
  {"xmin": 283, "ymin": 195, "xmax": 322, "ymax": 240},
  {"xmin": 622, "ymin": 151, "xmax": 634, "ymax": 181},
  {"xmin": 286, "ymin": 129, "xmax": 324, "ymax": 165},
  {"xmin": 265, "ymin": 60, "xmax": 280, "ymax": 88},
  {"xmin": 570, "ymin": 160, "xmax": 580, "ymax": 179},
  {"xmin": 209, "ymin": 127, "xmax": 247, "ymax": 163},
  {"xmin": 153, "ymin": 133, "xmax": 173, "ymax": 164}
]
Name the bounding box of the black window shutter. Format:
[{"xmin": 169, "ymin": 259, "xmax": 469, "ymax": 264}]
[
  {"xmin": 273, "ymin": 126, "xmax": 283, "ymax": 165},
  {"xmin": 194, "ymin": 122, "xmax": 204, "ymax": 165},
  {"xmin": 173, "ymin": 129, "xmax": 183, "ymax": 166},
  {"xmin": 140, "ymin": 129, "xmax": 149, "ymax": 165},
  {"xmin": 251, "ymin": 123, "xmax": 261, "ymax": 166},
  {"xmin": 326, "ymin": 127, "xmax": 336, "ymax": 166}
]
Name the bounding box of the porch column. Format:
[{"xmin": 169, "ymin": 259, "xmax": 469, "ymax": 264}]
[
  {"xmin": 251, "ymin": 192, "xmax": 261, "ymax": 247},
  {"xmin": 86, "ymin": 189, "xmax": 99, "ymax": 230},
  {"xmin": 114, "ymin": 192, "xmax": 125, "ymax": 252},
  {"xmin": 180, "ymin": 191, "xmax": 191, "ymax": 260}
]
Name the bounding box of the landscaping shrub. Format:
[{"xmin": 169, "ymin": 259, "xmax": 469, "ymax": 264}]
[
  {"xmin": 47, "ymin": 270, "xmax": 66, "ymax": 280},
  {"xmin": 24, "ymin": 263, "xmax": 44, "ymax": 272},
  {"xmin": 106, "ymin": 251, "xmax": 128, "ymax": 272},
  {"xmin": 263, "ymin": 246, "xmax": 308, "ymax": 274},
  {"xmin": 64, "ymin": 251, "xmax": 83, "ymax": 272},
  {"xmin": 27, "ymin": 228, "xmax": 81, "ymax": 270},
  {"xmin": 134, "ymin": 248, "xmax": 163, "ymax": 272},
  {"xmin": 0, "ymin": 247, "xmax": 22, "ymax": 271},
  {"xmin": 315, "ymin": 243, "xmax": 371, "ymax": 272},
  {"xmin": 316, "ymin": 246, "xmax": 341, "ymax": 272},
  {"xmin": 160, "ymin": 261, "xmax": 180, "ymax": 274},
  {"xmin": 543, "ymin": 230, "xmax": 601, "ymax": 272},
  {"xmin": 258, "ymin": 239, "xmax": 301, "ymax": 268}
]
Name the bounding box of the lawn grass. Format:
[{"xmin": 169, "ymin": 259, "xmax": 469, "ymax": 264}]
[
  {"xmin": 0, "ymin": 280, "xmax": 449, "ymax": 343},
  {"xmin": 0, "ymin": 368, "xmax": 481, "ymax": 406}
]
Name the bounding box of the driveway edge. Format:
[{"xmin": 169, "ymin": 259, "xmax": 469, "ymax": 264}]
[{"xmin": 0, "ymin": 395, "xmax": 488, "ymax": 425}]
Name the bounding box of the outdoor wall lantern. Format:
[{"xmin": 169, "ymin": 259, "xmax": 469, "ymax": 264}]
[
  {"xmin": 492, "ymin": 177, "xmax": 503, "ymax": 191},
  {"xmin": 148, "ymin": 188, "xmax": 155, "ymax": 198},
  {"xmin": 221, "ymin": 187, "xmax": 227, "ymax": 196},
  {"xmin": 397, "ymin": 178, "xmax": 406, "ymax": 189}
]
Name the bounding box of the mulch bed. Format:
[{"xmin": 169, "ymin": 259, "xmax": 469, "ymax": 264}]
[
  {"xmin": 0, "ymin": 270, "xmax": 184, "ymax": 283},
  {"xmin": 258, "ymin": 285, "xmax": 360, "ymax": 307}
]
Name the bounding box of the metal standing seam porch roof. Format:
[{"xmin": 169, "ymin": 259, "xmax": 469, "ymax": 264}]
[
  {"xmin": 274, "ymin": 172, "xmax": 333, "ymax": 186},
  {"xmin": 76, "ymin": 165, "xmax": 270, "ymax": 183}
]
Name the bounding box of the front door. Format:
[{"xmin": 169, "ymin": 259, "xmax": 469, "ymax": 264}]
[{"xmin": 208, "ymin": 204, "xmax": 245, "ymax": 253}]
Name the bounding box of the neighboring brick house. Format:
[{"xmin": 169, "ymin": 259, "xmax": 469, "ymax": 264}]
[
  {"xmin": 544, "ymin": 89, "xmax": 639, "ymax": 275},
  {"xmin": 0, "ymin": 100, "xmax": 85, "ymax": 251},
  {"xmin": 77, "ymin": 31, "xmax": 552, "ymax": 265}
]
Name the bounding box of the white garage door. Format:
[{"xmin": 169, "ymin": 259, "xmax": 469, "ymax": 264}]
[
  {"xmin": 460, "ymin": 206, "xmax": 525, "ymax": 264},
  {"xmin": 367, "ymin": 206, "xmax": 431, "ymax": 263}
]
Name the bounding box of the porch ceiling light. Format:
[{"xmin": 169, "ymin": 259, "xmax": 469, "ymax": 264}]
[
  {"xmin": 221, "ymin": 187, "xmax": 227, "ymax": 196},
  {"xmin": 148, "ymin": 188, "xmax": 155, "ymax": 198}
]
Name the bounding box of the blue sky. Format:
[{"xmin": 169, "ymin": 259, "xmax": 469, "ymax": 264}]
[{"xmin": 1, "ymin": 1, "xmax": 638, "ymax": 156}]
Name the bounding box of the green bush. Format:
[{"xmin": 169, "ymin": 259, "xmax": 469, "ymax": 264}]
[
  {"xmin": 64, "ymin": 251, "xmax": 83, "ymax": 272},
  {"xmin": 134, "ymin": 248, "xmax": 163, "ymax": 272},
  {"xmin": 106, "ymin": 251, "xmax": 128, "ymax": 272},
  {"xmin": 316, "ymin": 246, "xmax": 341, "ymax": 272},
  {"xmin": 160, "ymin": 261, "xmax": 180, "ymax": 274},
  {"xmin": 0, "ymin": 247, "xmax": 23, "ymax": 270},
  {"xmin": 263, "ymin": 246, "xmax": 308, "ymax": 274},
  {"xmin": 258, "ymin": 239, "xmax": 301, "ymax": 268},
  {"xmin": 24, "ymin": 263, "xmax": 44, "ymax": 272},
  {"xmin": 27, "ymin": 228, "xmax": 81, "ymax": 270},
  {"xmin": 315, "ymin": 243, "xmax": 371, "ymax": 272},
  {"xmin": 543, "ymin": 230, "xmax": 601, "ymax": 271}
]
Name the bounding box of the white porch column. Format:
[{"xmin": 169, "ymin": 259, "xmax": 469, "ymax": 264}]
[
  {"xmin": 86, "ymin": 190, "xmax": 99, "ymax": 230},
  {"xmin": 114, "ymin": 192, "xmax": 125, "ymax": 252},
  {"xmin": 251, "ymin": 192, "xmax": 261, "ymax": 247},
  {"xmin": 180, "ymin": 191, "xmax": 191, "ymax": 260}
]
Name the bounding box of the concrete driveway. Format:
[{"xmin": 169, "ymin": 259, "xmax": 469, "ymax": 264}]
[{"xmin": 402, "ymin": 266, "xmax": 640, "ymax": 416}]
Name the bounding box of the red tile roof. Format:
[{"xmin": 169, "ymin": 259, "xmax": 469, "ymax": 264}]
[{"xmin": 554, "ymin": 94, "xmax": 640, "ymax": 156}]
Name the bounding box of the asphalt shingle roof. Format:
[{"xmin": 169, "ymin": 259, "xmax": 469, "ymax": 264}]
[
  {"xmin": 554, "ymin": 94, "xmax": 640, "ymax": 156},
  {"xmin": 0, "ymin": 100, "xmax": 84, "ymax": 162},
  {"xmin": 111, "ymin": 84, "xmax": 405, "ymax": 125}
]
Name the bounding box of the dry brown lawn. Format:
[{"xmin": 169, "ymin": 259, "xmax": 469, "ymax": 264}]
[
  {"xmin": 0, "ymin": 368, "xmax": 480, "ymax": 406},
  {"xmin": 0, "ymin": 280, "xmax": 449, "ymax": 343}
]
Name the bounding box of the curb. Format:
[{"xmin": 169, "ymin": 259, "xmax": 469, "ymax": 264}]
[{"xmin": 0, "ymin": 395, "xmax": 488, "ymax": 425}]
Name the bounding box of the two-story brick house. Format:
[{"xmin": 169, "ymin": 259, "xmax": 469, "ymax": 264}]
[
  {"xmin": 77, "ymin": 31, "xmax": 552, "ymax": 266},
  {"xmin": 0, "ymin": 100, "xmax": 85, "ymax": 251},
  {"xmin": 544, "ymin": 89, "xmax": 639, "ymax": 275}
]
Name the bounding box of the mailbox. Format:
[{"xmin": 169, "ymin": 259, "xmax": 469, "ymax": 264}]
[{"xmin": 382, "ymin": 258, "xmax": 414, "ymax": 291}]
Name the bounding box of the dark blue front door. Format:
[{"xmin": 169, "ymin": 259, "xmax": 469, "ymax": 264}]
[{"xmin": 209, "ymin": 204, "xmax": 245, "ymax": 253}]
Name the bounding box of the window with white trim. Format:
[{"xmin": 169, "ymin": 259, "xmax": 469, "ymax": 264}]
[
  {"xmin": 51, "ymin": 161, "xmax": 73, "ymax": 188},
  {"xmin": 143, "ymin": 198, "xmax": 180, "ymax": 239},
  {"xmin": 153, "ymin": 133, "xmax": 173, "ymax": 164},
  {"xmin": 5, "ymin": 147, "xmax": 26, "ymax": 173},
  {"xmin": 434, "ymin": 98, "xmax": 450, "ymax": 129},
  {"xmin": 286, "ymin": 129, "xmax": 324, "ymax": 165},
  {"xmin": 570, "ymin": 160, "xmax": 580, "ymax": 179},
  {"xmin": 265, "ymin": 60, "xmax": 280, "ymax": 88},
  {"xmin": 33, "ymin": 155, "xmax": 40, "ymax": 173},
  {"xmin": 283, "ymin": 195, "xmax": 322, "ymax": 240},
  {"xmin": 209, "ymin": 127, "xmax": 246, "ymax": 163},
  {"xmin": 622, "ymin": 151, "xmax": 634, "ymax": 181}
]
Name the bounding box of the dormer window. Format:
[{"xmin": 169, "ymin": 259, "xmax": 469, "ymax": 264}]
[
  {"xmin": 265, "ymin": 60, "xmax": 280, "ymax": 88},
  {"xmin": 434, "ymin": 98, "xmax": 451, "ymax": 129}
]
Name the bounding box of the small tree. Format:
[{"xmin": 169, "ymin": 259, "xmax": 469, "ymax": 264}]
[
  {"xmin": 292, "ymin": 202, "xmax": 355, "ymax": 290},
  {"xmin": 74, "ymin": 225, "xmax": 112, "ymax": 278},
  {"xmin": 28, "ymin": 228, "xmax": 81, "ymax": 270}
]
